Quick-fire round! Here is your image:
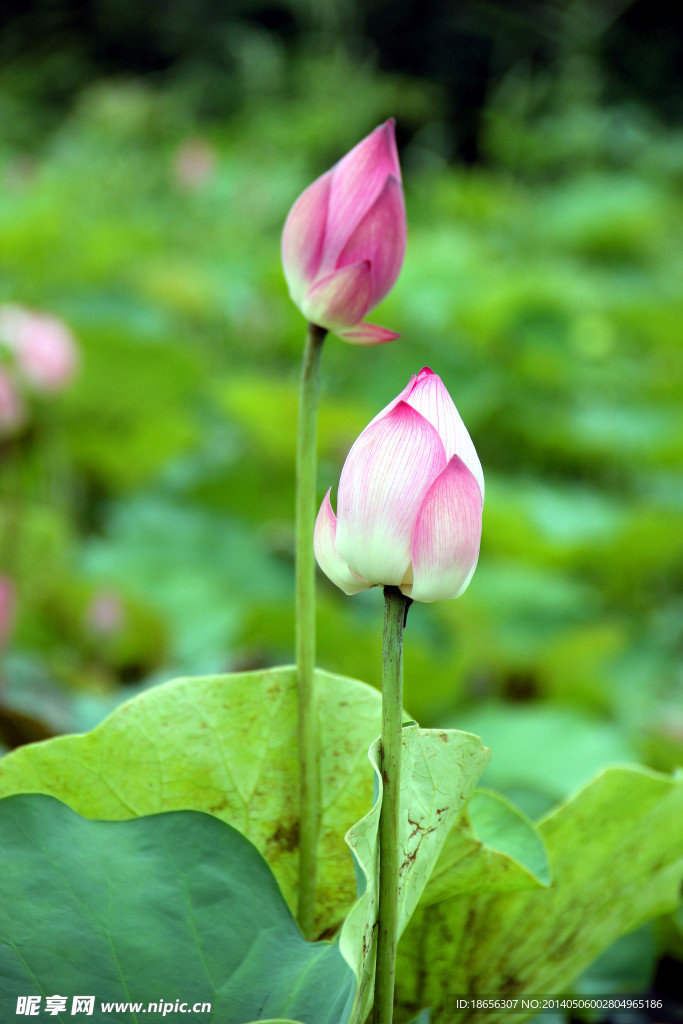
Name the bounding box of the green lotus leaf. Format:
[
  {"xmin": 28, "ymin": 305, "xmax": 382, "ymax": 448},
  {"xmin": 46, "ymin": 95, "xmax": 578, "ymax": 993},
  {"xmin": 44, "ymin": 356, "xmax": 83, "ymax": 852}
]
[
  {"xmin": 423, "ymin": 788, "xmax": 551, "ymax": 905},
  {"xmin": 340, "ymin": 726, "xmax": 490, "ymax": 1024},
  {"xmin": 0, "ymin": 794, "xmax": 354, "ymax": 1023},
  {"xmin": 395, "ymin": 765, "xmax": 683, "ymax": 1024},
  {"xmin": 0, "ymin": 666, "xmax": 384, "ymax": 938}
]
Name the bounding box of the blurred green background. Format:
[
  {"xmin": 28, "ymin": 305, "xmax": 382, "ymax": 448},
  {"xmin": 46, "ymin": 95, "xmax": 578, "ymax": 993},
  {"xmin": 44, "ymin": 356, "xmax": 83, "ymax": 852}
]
[{"xmin": 0, "ymin": 0, "xmax": 682, "ymax": 995}]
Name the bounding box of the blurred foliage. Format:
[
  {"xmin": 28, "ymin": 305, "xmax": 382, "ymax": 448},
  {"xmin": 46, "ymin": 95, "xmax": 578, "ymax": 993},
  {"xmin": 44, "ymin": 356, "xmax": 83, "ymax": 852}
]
[{"xmin": 1, "ymin": 0, "xmax": 681, "ymax": 161}]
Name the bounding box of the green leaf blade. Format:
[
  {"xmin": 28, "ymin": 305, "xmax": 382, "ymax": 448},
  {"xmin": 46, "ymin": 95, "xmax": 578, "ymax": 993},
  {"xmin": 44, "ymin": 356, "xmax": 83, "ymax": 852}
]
[
  {"xmin": 396, "ymin": 765, "xmax": 683, "ymax": 1023},
  {"xmin": 340, "ymin": 726, "xmax": 491, "ymax": 1024},
  {"xmin": 0, "ymin": 794, "xmax": 354, "ymax": 1024},
  {"xmin": 0, "ymin": 666, "xmax": 385, "ymax": 938}
]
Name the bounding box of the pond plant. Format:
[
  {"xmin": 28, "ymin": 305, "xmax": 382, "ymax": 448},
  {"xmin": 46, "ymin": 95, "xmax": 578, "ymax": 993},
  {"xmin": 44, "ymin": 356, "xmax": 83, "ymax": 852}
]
[{"xmin": 0, "ymin": 122, "xmax": 681, "ymax": 1024}]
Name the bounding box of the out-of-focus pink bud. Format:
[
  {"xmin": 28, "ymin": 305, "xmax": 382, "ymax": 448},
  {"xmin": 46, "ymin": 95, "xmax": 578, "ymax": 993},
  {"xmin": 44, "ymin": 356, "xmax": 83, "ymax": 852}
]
[
  {"xmin": 0, "ymin": 305, "xmax": 79, "ymax": 393},
  {"xmin": 0, "ymin": 368, "xmax": 26, "ymax": 436},
  {"xmin": 0, "ymin": 576, "xmax": 15, "ymax": 649},
  {"xmin": 281, "ymin": 120, "xmax": 406, "ymax": 345},
  {"xmin": 85, "ymin": 592, "xmax": 125, "ymax": 637},
  {"xmin": 173, "ymin": 139, "xmax": 217, "ymax": 190},
  {"xmin": 314, "ymin": 368, "xmax": 484, "ymax": 602}
]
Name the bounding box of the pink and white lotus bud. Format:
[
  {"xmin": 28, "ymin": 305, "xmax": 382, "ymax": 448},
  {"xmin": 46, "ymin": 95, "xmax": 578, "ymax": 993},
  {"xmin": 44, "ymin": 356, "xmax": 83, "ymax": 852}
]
[
  {"xmin": 314, "ymin": 368, "xmax": 484, "ymax": 602},
  {"xmin": 281, "ymin": 120, "xmax": 406, "ymax": 345},
  {"xmin": 0, "ymin": 368, "xmax": 26, "ymax": 436},
  {"xmin": 0, "ymin": 304, "xmax": 78, "ymax": 393},
  {"xmin": 0, "ymin": 576, "xmax": 15, "ymax": 649}
]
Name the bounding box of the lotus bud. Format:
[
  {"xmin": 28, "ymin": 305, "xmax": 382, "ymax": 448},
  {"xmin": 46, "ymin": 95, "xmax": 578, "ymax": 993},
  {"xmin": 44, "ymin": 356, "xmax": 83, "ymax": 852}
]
[
  {"xmin": 314, "ymin": 368, "xmax": 484, "ymax": 602},
  {"xmin": 0, "ymin": 304, "xmax": 78, "ymax": 393},
  {"xmin": 86, "ymin": 591, "xmax": 125, "ymax": 637},
  {"xmin": 173, "ymin": 138, "xmax": 217, "ymax": 190},
  {"xmin": 281, "ymin": 120, "xmax": 406, "ymax": 345}
]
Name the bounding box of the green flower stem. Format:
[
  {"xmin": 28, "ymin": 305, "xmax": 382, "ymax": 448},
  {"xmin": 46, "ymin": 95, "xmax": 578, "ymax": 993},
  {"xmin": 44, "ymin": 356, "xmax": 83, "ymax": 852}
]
[
  {"xmin": 373, "ymin": 585, "xmax": 409, "ymax": 1024},
  {"xmin": 295, "ymin": 321, "xmax": 326, "ymax": 939}
]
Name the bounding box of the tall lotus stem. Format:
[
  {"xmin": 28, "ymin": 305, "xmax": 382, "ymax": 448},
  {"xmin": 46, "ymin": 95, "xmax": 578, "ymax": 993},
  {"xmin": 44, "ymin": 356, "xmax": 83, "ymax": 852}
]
[
  {"xmin": 295, "ymin": 321, "xmax": 326, "ymax": 938},
  {"xmin": 373, "ymin": 585, "xmax": 409, "ymax": 1024}
]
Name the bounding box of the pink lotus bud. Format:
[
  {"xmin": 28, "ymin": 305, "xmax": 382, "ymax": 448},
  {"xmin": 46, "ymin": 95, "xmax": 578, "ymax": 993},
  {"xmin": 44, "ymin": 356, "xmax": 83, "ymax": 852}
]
[
  {"xmin": 0, "ymin": 576, "xmax": 15, "ymax": 649},
  {"xmin": 314, "ymin": 368, "xmax": 484, "ymax": 602},
  {"xmin": 0, "ymin": 304, "xmax": 78, "ymax": 393},
  {"xmin": 173, "ymin": 138, "xmax": 217, "ymax": 190},
  {"xmin": 0, "ymin": 368, "xmax": 26, "ymax": 436},
  {"xmin": 281, "ymin": 120, "xmax": 406, "ymax": 345},
  {"xmin": 85, "ymin": 591, "xmax": 125, "ymax": 637}
]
